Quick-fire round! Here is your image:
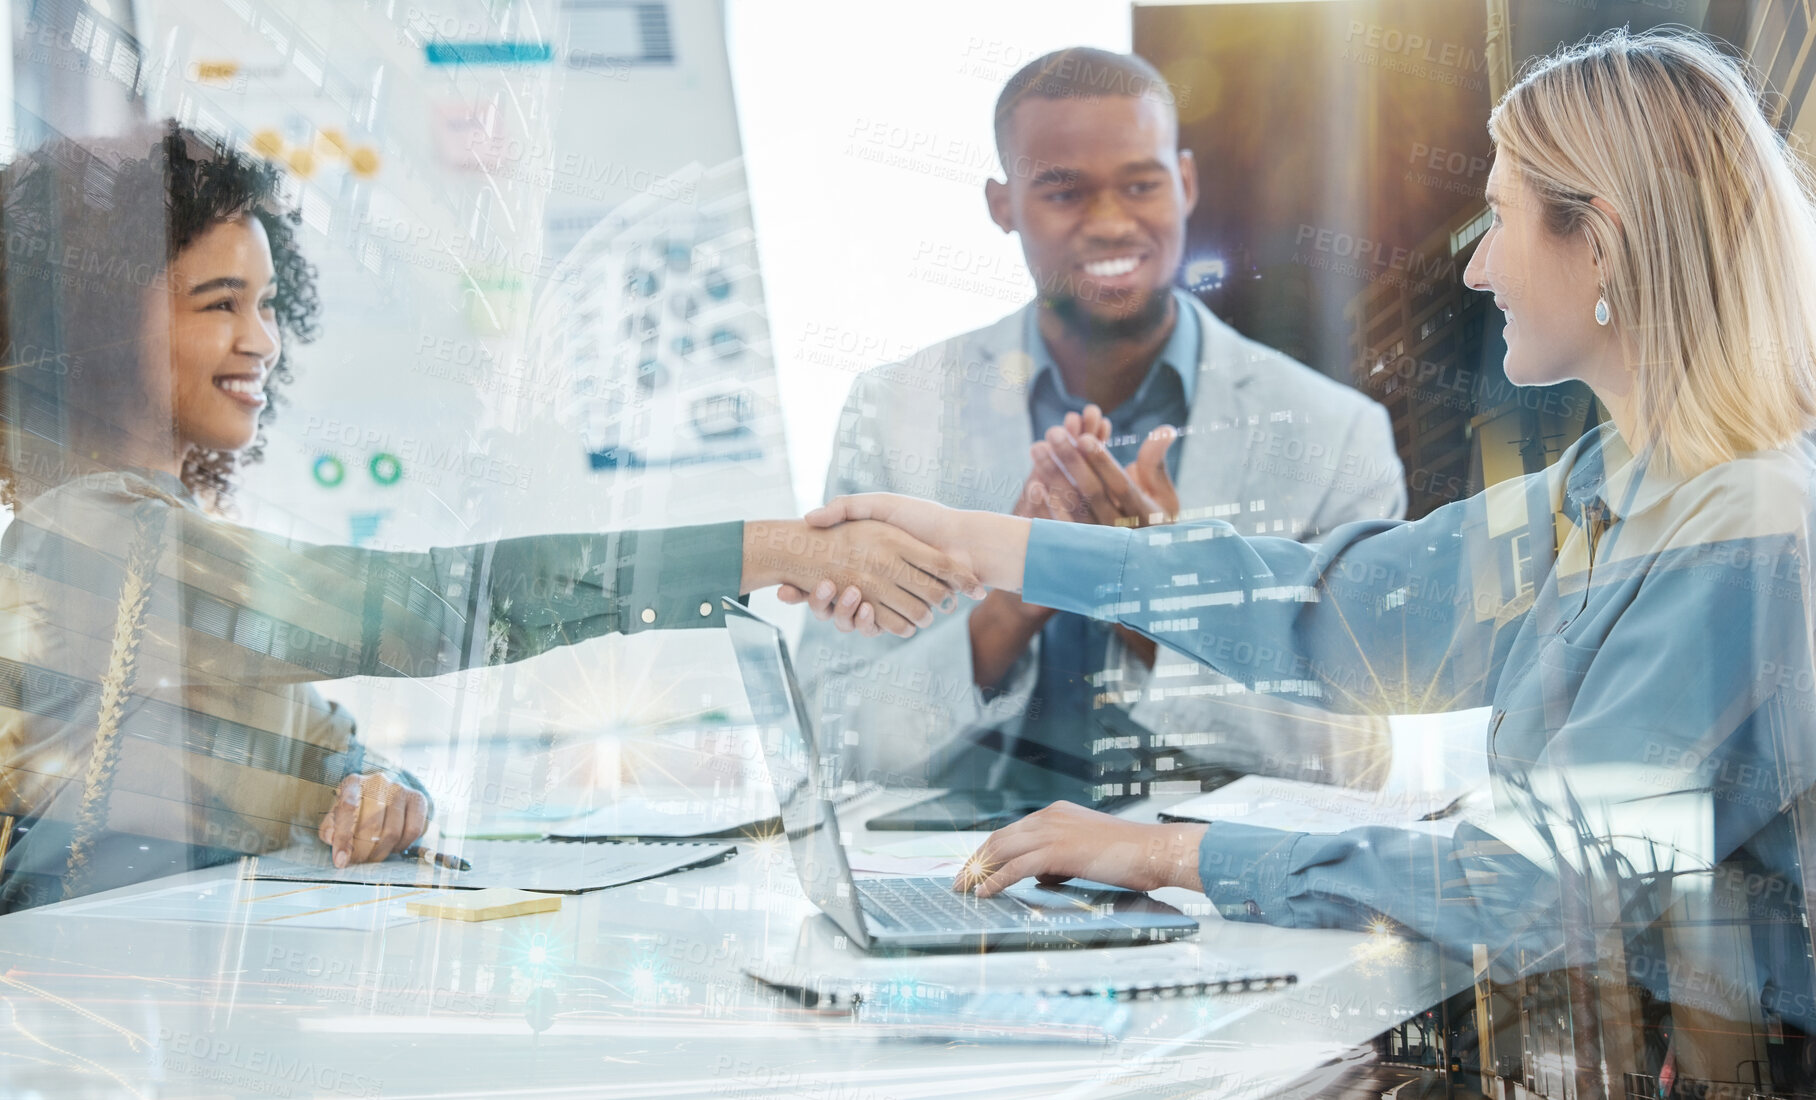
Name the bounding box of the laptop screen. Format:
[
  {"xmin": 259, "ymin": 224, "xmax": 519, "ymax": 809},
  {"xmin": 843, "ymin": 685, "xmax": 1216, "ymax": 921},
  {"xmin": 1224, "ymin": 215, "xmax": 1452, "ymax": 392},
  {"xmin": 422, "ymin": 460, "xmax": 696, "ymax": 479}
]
[{"xmin": 721, "ymin": 600, "xmax": 870, "ymax": 948}]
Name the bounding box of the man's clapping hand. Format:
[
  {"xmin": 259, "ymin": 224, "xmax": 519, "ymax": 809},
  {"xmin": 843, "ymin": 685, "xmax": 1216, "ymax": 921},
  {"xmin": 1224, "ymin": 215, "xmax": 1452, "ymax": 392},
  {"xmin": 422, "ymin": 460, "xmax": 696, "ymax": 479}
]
[
  {"xmin": 1022, "ymin": 406, "xmax": 1180, "ymax": 667},
  {"xmin": 1025, "ymin": 404, "xmax": 1179, "ymax": 528}
]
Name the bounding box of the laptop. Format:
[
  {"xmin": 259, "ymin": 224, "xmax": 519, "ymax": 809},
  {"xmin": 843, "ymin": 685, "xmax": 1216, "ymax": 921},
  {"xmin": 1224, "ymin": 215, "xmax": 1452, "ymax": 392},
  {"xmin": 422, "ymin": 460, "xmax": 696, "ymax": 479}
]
[{"xmin": 722, "ymin": 598, "xmax": 1199, "ymax": 954}]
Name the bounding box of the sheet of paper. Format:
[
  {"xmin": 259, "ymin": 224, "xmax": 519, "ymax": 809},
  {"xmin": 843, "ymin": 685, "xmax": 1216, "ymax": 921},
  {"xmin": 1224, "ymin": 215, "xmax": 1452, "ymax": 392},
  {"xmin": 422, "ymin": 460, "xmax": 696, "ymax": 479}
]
[
  {"xmin": 442, "ymin": 800, "xmax": 602, "ymax": 840},
  {"xmin": 1161, "ymin": 774, "xmax": 1465, "ymax": 835},
  {"xmin": 57, "ymin": 879, "xmax": 425, "ymax": 931},
  {"xmin": 549, "ymin": 786, "xmax": 780, "ymax": 840},
  {"xmin": 248, "ymin": 839, "xmax": 735, "ymax": 893},
  {"xmin": 444, "ymin": 782, "xmax": 832, "ymax": 841},
  {"xmin": 1156, "ymin": 708, "xmax": 1494, "ymax": 837}
]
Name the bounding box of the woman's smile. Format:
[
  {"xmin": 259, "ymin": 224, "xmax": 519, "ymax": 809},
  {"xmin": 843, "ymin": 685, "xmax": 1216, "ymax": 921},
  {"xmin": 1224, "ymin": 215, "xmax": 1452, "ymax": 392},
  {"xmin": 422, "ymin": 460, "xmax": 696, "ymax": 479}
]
[{"xmin": 212, "ymin": 371, "xmax": 268, "ymax": 410}]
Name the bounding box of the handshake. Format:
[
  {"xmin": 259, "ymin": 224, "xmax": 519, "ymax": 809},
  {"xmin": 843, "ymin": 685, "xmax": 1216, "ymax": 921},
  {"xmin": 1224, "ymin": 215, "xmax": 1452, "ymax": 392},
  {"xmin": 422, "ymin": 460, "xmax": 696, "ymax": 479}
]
[{"xmin": 743, "ymin": 405, "xmax": 1179, "ymax": 638}]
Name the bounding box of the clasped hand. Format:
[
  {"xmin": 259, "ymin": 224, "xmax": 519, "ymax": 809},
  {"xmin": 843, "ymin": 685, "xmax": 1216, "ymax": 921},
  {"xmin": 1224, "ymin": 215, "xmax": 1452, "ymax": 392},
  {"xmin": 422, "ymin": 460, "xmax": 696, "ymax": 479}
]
[
  {"xmin": 782, "ymin": 406, "xmax": 1180, "ymax": 625},
  {"xmin": 748, "ymin": 517, "xmax": 983, "ymax": 638}
]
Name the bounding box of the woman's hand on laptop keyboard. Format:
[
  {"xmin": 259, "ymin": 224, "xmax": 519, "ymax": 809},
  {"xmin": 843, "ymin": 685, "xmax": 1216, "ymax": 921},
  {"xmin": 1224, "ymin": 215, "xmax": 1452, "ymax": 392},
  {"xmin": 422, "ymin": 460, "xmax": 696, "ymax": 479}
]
[{"xmin": 953, "ymin": 801, "xmax": 1209, "ymax": 898}]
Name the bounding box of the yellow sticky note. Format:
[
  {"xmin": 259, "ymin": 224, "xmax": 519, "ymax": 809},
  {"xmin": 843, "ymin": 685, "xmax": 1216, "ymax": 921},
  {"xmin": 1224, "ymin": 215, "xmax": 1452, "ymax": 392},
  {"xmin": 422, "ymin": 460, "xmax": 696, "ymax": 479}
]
[{"xmin": 407, "ymin": 888, "xmax": 561, "ymax": 922}]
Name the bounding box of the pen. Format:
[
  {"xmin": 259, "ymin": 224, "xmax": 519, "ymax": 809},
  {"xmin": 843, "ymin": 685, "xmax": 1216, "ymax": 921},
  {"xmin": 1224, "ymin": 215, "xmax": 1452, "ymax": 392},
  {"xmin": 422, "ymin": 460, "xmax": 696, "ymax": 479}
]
[
  {"xmin": 1418, "ymin": 793, "xmax": 1470, "ymax": 821},
  {"xmin": 398, "ymin": 845, "xmax": 472, "ymax": 872}
]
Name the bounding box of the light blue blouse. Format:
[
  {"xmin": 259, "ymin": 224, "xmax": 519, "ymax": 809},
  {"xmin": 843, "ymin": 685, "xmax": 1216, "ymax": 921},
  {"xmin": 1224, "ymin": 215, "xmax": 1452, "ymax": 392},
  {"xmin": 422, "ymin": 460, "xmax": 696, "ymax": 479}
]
[{"xmin": 1023, "ymin": 423, "xmax": 1816, "ymax": 1021}]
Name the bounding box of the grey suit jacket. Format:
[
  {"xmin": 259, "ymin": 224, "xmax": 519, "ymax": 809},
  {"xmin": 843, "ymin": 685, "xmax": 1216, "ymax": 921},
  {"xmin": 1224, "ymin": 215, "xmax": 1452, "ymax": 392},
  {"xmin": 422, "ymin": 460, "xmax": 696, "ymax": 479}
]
[{"xmin": 798, "ymin": 296, "xmax": 1407, "ymax": 791}]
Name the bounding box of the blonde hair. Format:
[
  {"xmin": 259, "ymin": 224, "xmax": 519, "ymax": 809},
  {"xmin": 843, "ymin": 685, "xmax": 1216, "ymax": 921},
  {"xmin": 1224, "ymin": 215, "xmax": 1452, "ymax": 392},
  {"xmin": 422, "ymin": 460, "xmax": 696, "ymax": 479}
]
[{"xmin": 1490, "ymin": 28, "xmax": 1816, "ymax": 474}]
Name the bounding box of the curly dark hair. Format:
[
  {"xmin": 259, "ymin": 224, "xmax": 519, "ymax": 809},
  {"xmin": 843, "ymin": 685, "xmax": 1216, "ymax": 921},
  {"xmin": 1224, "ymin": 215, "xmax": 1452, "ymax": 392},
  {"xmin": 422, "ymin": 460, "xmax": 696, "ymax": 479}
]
[{"xmin": 0, "ymin": 121, "xmax": 319, "ymax": 509}]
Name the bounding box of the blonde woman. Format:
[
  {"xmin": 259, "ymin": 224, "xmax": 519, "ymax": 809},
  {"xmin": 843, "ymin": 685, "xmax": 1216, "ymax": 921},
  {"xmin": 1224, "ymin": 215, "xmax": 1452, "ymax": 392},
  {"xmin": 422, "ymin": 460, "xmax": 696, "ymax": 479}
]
[{"xmin": 813, "ymin": 29, "xmax": 1816, "ymax": 1077}]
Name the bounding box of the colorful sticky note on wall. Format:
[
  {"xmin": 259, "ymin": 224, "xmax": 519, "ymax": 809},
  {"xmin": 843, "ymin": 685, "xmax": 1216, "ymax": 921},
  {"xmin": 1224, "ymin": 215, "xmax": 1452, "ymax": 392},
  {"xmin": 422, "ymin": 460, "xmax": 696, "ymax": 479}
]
[{"xmin": 423, "ymin": 41, "xmax": 553, "ymax": 66}]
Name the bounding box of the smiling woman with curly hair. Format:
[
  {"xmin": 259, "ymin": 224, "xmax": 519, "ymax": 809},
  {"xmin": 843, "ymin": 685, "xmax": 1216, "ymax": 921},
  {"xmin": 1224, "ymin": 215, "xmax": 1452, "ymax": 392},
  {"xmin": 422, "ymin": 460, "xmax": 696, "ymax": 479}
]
[
  {"xmin": 0, "ymin": 123, "xmax": 976, "ymax": 911},
  {"xmin": 0, "ymin": 123, "xmax": 318, "ymax": 509}
]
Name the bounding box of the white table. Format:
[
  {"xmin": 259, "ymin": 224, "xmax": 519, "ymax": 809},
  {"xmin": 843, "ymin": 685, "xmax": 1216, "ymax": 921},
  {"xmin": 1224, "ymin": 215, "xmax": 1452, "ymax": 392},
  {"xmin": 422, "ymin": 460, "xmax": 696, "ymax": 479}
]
[{"xmin": 0, "ymin": 790, "xmax": 1458, "ymax": 1099}]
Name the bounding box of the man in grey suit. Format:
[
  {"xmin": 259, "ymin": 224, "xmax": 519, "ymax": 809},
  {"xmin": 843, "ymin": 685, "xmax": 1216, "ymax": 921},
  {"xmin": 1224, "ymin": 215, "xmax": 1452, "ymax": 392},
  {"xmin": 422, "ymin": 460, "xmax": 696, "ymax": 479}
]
[{"xmin": 791, "ymin": 47, "xmax": 1406, "ymax": 813}]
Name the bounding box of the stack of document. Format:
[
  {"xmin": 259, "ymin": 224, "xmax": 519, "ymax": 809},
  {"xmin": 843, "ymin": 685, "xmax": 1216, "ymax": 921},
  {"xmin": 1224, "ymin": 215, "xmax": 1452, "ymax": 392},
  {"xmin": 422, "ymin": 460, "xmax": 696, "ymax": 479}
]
[
  {"xmin": 1159, "ymin": 707, "xmax": 1494, "ymax": 837},
  {"xmin": 1158, "ymin": 774, "xmax": 1467, "ymax": 836},
  {"xmin": 548, "ymin": 786, "xmax": 780, "ymax": 840},
  {"xmin": 250, "ymin": 838, "xmax": 735, "ymax": 893},
  {"xmin": 446, "ymin": 782, "xmax": 877, "ymax": 842}
]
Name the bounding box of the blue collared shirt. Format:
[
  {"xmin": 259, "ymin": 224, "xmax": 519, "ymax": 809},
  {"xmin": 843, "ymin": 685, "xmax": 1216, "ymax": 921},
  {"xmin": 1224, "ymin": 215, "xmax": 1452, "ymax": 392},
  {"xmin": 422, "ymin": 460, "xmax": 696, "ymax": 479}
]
[
  {"xmin": 1022, "ymin": 423, "xmax": 1816, "ymax": 1014},
  {"xmin": 1024, "ymin": 289, "xmax": 1199, "ymax": 476},
  {"xmin": 999, "ymin": 291, "xmax": 1198, "ymax": 790}
]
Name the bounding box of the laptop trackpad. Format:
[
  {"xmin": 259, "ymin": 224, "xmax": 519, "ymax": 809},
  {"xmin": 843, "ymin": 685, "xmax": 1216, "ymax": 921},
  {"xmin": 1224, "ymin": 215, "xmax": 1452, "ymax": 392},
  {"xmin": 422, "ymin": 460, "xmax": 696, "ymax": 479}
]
[
  {"xmin": 999, "ymin": 879, "xmax": 1193, "ymax": 922},
  {"xmin": 999, "ymin": 879, "xmax": 1140, "ymax": 910}
]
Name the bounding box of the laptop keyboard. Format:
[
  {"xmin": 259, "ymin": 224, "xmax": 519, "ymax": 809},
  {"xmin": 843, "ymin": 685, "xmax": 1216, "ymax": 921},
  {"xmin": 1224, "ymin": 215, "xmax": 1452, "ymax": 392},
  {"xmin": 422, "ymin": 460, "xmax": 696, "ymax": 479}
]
[{"xmin": 857, "ymin": 876, "xmax": 1037, "ymax": 933}]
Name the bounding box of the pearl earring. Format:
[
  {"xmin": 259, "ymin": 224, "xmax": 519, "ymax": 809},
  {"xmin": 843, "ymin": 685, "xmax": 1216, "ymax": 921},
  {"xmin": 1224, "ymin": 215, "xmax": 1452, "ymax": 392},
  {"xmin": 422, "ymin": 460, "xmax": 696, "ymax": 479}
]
[{"xmin": 1594, "ymin": 296, "xmax": 1611, "ymax": 326}]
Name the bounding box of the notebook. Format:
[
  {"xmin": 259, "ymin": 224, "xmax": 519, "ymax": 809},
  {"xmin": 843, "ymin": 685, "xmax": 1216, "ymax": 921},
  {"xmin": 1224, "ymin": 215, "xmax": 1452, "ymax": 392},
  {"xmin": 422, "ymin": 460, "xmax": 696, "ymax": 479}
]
[
  {"xmin": 755, "ymin": 904, "xmax": 1299, "ymax": 1006},
  {"xmin": 747, "ymin": 961, "xmax": 1297, "ymax": 1007}
]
